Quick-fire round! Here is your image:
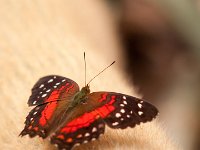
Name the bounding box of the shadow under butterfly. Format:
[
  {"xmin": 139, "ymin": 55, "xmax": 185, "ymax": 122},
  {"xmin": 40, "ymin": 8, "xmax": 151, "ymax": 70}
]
[{"xmin": 20, "ymin": 53, "xmax": 158, "ymax": 150}]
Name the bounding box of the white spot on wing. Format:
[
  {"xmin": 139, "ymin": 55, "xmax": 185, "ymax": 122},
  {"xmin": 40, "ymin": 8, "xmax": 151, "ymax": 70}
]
[
  {"xmin": 33, "ymin": 101, "xmax": 37, "ymax": 105},
  {"xmin": 54, "ymin": 86, "xmax": 57, "ymax": 88},
  {"xmin": 127, "ymin": 115, "xmax": 130, "ymax": 118},
  {"xmin": 92, "ymin": 127, "xmax": 97, "ymax": 133},
  {"xmin": 48, "ymin": 79, "xmax": 53, "ymax": 83},
  {"xmin": 83, "ymin": 140, "xmax": 88, "ymax": 143},
  {"xmin": 85, "ymin": 133, "xmax": 90, "ymax": 137},
  {"xmin": 39, "ymin": 84, "xmax": 44, "ymax": 88},
  {"xmin": 33, "ymin": 112, "xmax": 37, "ymax": 115},
  {"xmin": 91, "ymin": 138, "xmax": 96, "ymax": 141},
  {"xmin": 42, "ymin": 94, "xmax": 47, "ymax": 97},
  {"xmin": 120, "ymin": 109, "xmax": 125, "ymax": 113},
  {"xmin": 115, "ymin": 113, "xmax": 121, "ymax": 118},
  {"xmin": 46, "ymin": 89, "xmax": 51, "ymax": 92},
  {"xmin": 123, "ymin": 96, "xmax": 126, "ymax": 99},
  {"xmin": 138, "ymin": 103, "xmax": 142, "ymax": 108},
  {"xmin": 120, "ymin": 104, "xmax": 125, "ymax": 107},
  {"xmin": 138, "ymin": 111, "xmax": 143, "ymax": 115},
  {"xmin": 123, "ymin": 101, "xmax": 127, "ymax": 105},
  {"xmin": 62, "ymin": 79, "xmax": 66, "ymax": 82},
  {"xmin": 56, "ymin": 82, "xmax": 60, "ymax": 85},
  {"xmin": 112, "ymin": 122, "xmax": 119, "ymax": 126}
]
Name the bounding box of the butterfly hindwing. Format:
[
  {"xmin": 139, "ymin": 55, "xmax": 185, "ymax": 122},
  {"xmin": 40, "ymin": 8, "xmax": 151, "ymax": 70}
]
[
  {"xmin": 28, "ymin": 75, "xmax": 79, "ymax": 106},
  {"xmin": 51, "ymin": 119, "xmax": 105, "ymax": 150},
  {"xmin": 49, "ymin": 92, "xmax": 114, "ymax": 150},
  {"xmin": 20, "ymin": 101, "xmax": 58, "ymax": 138}
]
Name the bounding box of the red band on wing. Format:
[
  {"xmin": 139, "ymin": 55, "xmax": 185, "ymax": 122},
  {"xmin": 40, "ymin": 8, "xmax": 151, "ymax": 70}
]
[
  {"xmin": 98, "ymin": 93, "xmax": 108, "ymax": 102},
  {"xmin": 96, "ymin": 95, "xmax": 115, "ymax": 118},
  {"xmin": 44, "ymin": 83, "xmax": 75, "ymax": 103},
  {"xmin": 39, "ymin": 102, "xmax": 58, "ymax": 126},
  {"xmin": 45, "ymin": 83, "xmax": 69, "ymax": 103},
  {"xmin": 61, "ymin": 95, "xmax": 116, "ymax": 133},
  {"xmin": 66, "ymin": 84, "xmax": 75, "ymax": 93},
  {"xmin": 39, "ymin": 83, "xmax": 75, "ymax": 126}
]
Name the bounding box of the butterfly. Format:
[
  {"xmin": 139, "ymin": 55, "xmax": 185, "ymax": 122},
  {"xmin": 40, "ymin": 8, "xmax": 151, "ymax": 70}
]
[{"xmin": 20, "ymin": 56, "xmax": 158, "ymax": 150}]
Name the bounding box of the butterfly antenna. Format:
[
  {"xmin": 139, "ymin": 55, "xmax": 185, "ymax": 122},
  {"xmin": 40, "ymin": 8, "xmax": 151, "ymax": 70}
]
[
  {"xmin": 87, "ymin": 61, "xmax": 115, "ymax": 85},
  {"xmin": 84, "ymin": 52, "xmax": 87, "ymax": 86}
]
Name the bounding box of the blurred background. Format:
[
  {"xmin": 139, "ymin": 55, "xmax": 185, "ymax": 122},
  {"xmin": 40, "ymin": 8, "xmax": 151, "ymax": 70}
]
[
  {"xmin": 108, "ymin": 0, "xmax": 200, "ymax": 149},
  {"xmin": 0, "ymin": 0, "xmax": 200, "ymax": 150}
]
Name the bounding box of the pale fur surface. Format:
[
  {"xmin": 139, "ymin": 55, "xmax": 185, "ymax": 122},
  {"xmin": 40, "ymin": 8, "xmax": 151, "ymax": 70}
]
[{"xmin": 0, "ymin": 0, "xmax": 179, "ymax": 150}]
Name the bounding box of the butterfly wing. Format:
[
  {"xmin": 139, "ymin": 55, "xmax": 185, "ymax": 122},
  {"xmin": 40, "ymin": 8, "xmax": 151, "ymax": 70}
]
[
  {"xmin": 51, "ymin": 118, "xmax": 105, "ymax": 150},
  {"xmin": 20, "ymin": 75, "xmax": 80, "ymax": 138},
  {"xmin": 50, "ymin": 92, "xmax": 158, "ymax": 149},
  {"xmin": 28, "ymin": 75, "xmax": 79, "ymax": 106},
  {"xmin": 50, "ymin": 92, "xmax": 111, "ymax": 149},
  {"xmin": 91, "ymin": 92, "xmax": 158, "ymax": 129},
  {"xmin": 20, "ymin": 101, "xmax": 59, "ymax": 138}
]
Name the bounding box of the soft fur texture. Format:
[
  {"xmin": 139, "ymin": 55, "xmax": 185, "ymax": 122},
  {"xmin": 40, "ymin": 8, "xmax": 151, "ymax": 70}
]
[{"xmin": 0, "ymin": 0, "xmax": 179, "ymax": 149}]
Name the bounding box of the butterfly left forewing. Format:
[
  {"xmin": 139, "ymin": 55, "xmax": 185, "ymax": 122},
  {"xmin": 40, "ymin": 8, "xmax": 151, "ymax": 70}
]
[
  {"xmin": 28, "ymin": 75, "xmax": 79, "ymax": 106},
  {"xmin": 20, "ymin": 76, "xmax": 80, "ymax": 138}
]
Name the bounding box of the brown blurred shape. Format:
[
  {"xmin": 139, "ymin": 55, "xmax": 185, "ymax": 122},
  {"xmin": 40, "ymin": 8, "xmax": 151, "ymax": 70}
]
[{"xmin": 111, "ymin": 0, "xmax": 200, "ymax": 149}]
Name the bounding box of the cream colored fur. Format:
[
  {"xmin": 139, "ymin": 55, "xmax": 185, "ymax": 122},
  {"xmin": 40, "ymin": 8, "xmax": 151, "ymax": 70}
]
[{"xmin": 0, "ymin": 0, "xmax": 179, "ymax": 149}]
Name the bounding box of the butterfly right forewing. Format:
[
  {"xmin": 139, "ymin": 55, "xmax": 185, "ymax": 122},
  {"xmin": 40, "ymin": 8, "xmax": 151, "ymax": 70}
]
[
  {"xmin": 50, "ymin": 91, "xmax": 158, "ymax": 150},
  {"xmin": 87, "ymin": 92, "xmax": 158, "ymax": 129},
  {"xmin": 106, "ymin": 93, "xmax": 157, "ymax": 129}
]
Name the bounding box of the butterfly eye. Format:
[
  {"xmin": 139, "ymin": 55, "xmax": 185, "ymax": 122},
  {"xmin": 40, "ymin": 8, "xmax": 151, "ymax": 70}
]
[
  {"xmin": 81, "ymin": 96, "xmax": 89, "ymax": 104},
  {"xmin": 81, "ymin": 101, "xmax": 87, "ymax": 104}
]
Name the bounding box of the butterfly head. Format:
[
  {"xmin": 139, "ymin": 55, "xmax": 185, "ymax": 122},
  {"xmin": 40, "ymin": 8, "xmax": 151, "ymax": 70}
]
[{"xmin": 80, "ymin": 84, "xmax": 90, "ymax": 95}]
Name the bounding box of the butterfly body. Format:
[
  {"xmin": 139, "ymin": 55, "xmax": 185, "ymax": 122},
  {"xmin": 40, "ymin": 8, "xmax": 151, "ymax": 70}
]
[
  {"xmin": 20, "ymin": 75, "xmax": 158, "ymax": 150},
  {"xmin": 69, "ymin": 85, "xmax": 90, "ymax": 108}
]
